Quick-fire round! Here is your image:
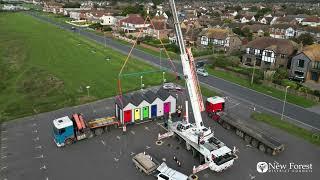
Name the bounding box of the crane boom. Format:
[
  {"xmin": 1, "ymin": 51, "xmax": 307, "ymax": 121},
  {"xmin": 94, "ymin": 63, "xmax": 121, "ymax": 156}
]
[{"xmin": 169, "ymin": 0, "xmax": 204, "ymax": 131}]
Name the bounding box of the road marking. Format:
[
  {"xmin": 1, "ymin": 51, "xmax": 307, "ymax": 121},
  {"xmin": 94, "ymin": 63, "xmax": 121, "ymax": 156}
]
[
  {"xmin": 1, "ymin": 166, "xmax": 7, "ymax": 171},
  {"xmin": 114, "ymin": 157, "xmax": 119, "ymax": 162},
  {"xmin": 40, "ymin": 165, "xmax": 46, "ymax": 170},
  {"xmin": 35, "ymin": 145, "xmax": 42, "ymax": 149},
  {"xmin": 145, "ymin": 145, "xmax": 151, "ymax": 149},
  {"xmin": 1, "ymin": 155, "xmax": 7, "ymax": 159},
  {"xmin": 1, "ymin": 130, "xmax": 7, "ymax": 133},
  {"xmin": 33, "ymin": 137, "xmax": 40, "ymax": 141},
  {"xmin": 35, "ymin": 154, "xmax": 44, "ymax": 159},
  {"xmin": 1, "ymin": 146, "xmax": 7, "ymax": 149},
  {"xmin": 226, "ymin": 103, "xmax": 240, "ymax": 110},
  {"xmin": 116, "ymin": 136, "xmax": 120, "ymax": 140},
  {"xmin": 130, "ymin": 152, "xmax": 135, "ymax": 156},
  {"xmin": 32, "ymin": 130, "xmax": 38, "ymax": 133},
  {"xmin": 130, "ymin": 130, "xmax": 135, "ymax": 135},
  {"xmin": 249, "ymin": 174, "xmax": 256, "ymax": 179},
  {"xmin": 31, "ymin": 123, "xmax": 37, "ymax": 127},
  {"xmin": 1, "ymin": 138, "xmax": 8, "ymax": 141},
  {"xmin": 144, "ymin": 126, "xmax": 150, "ymax": 131},
  {"xmin": 101, "ymin": 140, "xmax": 106, "ymax": 146}
]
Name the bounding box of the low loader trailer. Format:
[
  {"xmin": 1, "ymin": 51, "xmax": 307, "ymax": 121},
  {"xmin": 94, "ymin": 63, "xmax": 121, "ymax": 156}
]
[
  {"xmin": 53, "ymin": 113, "xmax": 120, "ymax": 147},
  {"xmin": 205, "ymin": 97, "xmax": 285, "ymax": 155}
]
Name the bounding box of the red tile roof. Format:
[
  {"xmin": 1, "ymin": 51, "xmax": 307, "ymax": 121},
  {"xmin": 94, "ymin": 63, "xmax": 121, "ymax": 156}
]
[
  {"xmin": 120, "ymin": 14, "xmax": 145, "ymax": 25},
  {"xmin": 303, "ymin": 17, "xmax": 320, "ymax": 23}
]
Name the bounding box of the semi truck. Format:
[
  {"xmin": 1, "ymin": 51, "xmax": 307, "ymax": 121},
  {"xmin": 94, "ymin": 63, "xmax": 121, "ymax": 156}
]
[
  {"xmin": 53, "ymin": 113, "xmax": 120, "ymax": 147},
  {"xmin": 132, "ymin": 152, "xmax": 190, "ymax": 180},
  {"xmin": 205, "ymin": 97, "xmax": 285, "ymax": 155}
]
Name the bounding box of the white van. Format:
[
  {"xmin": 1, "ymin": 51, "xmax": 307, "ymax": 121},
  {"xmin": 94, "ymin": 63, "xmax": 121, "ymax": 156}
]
[{"xmin": 156, "ymin": 162, "xmax": 188, "ymax": 180}]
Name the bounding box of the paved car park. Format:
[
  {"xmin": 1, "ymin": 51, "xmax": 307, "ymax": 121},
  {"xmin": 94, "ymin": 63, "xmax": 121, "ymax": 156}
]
[{"xmin": 1, "ymin": 89, "xmax": 319, "ymax": 180}]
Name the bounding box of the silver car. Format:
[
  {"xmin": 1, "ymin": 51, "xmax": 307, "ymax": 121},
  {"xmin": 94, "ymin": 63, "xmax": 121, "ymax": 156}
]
[
  {"xmin": 196, "ymin": 68, "xmax": 208, "ymax": 77},
  {"xmin": 162, "ymin": 83, "xmax": 182, "ymax": 91}
]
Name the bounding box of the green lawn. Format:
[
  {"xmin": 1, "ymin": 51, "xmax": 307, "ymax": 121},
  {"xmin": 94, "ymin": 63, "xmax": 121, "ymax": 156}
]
[
  {"xmin": 251, "ymin": 112, "xmax": 320, "ymax": 146},
  {"xmin": 0, "ymin": 12, "xmax": 175, "ymax": 121},
  {"xmin": 206, "ymin": 67, "xmax": 317, "ymax": 108}
]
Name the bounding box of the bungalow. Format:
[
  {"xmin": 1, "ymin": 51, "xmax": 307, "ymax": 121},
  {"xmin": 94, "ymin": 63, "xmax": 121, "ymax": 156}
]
[
  {"xmin": 302, "ymin": 17, "xmax": 320, "ymax": 27},
  {"xmin": 118, "ymin": 14, "xmax": 150, "ymax": 33},
  {"xmin": 258, "ymin": 16, "xmax": 275, "ymax": 25},
  {"xmin": 240, "ymin": 15, "xmax": 256, "ymax": 23},
  {"xmin": 274, "ymin": 16, "xmax": 298, "ymax": 26},
  {"xmin": 242, "ymin": 37, "xmax": 298, "ymax": 69},
  {"xmin": 115, "ymin": 89, "xmax": 176, "ymax": 124},
  {"xmin": 198, "ymin": 28, "xmax": 242, "ymax": 52},
  {"xmin": 289, "ymin": 44, "xmax": 320, "ymax": 82}
]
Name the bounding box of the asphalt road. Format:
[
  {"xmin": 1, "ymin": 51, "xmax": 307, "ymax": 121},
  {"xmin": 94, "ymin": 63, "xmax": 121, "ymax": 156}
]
[
  {"xmin": 26, "ymin": 12, "xmax": 320, "ymax": 131},
  {"xmin": 1, "ymin": 88, "xmax": 319, "ymax": 180}
]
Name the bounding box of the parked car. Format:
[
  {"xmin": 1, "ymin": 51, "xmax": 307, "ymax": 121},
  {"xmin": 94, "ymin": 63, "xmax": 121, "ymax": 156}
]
[
  {"xmin": 163, "ymin": 83, "xmax": 182, "ymax": 91},
  {"xmin": 196, "ymin": 61, "xmax": 205, "ymax": 69},
  {"xmin": 196, "ymin": 68, "xmax": 208, "ymax": 77}
]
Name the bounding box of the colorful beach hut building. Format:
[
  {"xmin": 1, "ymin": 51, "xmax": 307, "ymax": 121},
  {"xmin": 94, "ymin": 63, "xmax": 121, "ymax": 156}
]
[{"xmin": 115, "ymin": 89, "xmax": 177, "ymax": 124}]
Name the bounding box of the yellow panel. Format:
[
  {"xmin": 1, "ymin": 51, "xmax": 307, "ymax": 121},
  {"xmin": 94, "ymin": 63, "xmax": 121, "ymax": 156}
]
[{"xmin": 134, "ymin": 108, "xmax": 140, "ymax": 121}]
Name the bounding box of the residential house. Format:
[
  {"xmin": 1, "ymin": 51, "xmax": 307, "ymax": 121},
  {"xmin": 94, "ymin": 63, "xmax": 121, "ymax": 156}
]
[
  {"xmin": 43, "ymin": 2, "xmax": 63, "ymax": 14},
  {"xmin": 118, "ymin": 14, "xmax": 150, "ymax": 33},
  {"xmin": 258, "ymin": 16, "xmax": 275, "ymax": 25},
  {"xmin": 302, "ymin": 17, "xmax": 320, "ymax": 27},
  {"xmin": 146, "ymin": 16, "xmax": 171, "ymax": 39},
  {"xmin": 100, "ymin": 13, "xmax": 117, "ymax": 26},
  {"xmin": 240, "ymin": 15, "xmax": 256, "ymax": 23},
  {"xmin": 198, "ymin": 28, "xmax": 242, "ymax": 52},
  {"xmin": 86, "ymin": 10, "xmax": 109, "ymax": 23},
  {"xmin": 289, "ymin": 44, "xmax": 320, "ymax": 82},
  {"xmin": 273, "ymin": 16, "xmax": 298, "ymax": 26},
  {"xmin": 242, "ymin": 37, "xmax": 298, "ymax": 69},
  {"xmin": 269, "ymin": 24, "xmax": 297, "ymax": 39},
  {"xmin": 241, "ymin": 24, "xmax": 269, "ymax": 38},
  {"xmin": 286, "ymin": 14, "xmax": 309, "ymax": 24}
]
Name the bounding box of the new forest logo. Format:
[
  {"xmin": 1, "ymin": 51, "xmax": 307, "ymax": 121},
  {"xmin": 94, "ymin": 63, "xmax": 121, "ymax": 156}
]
[{"xmin": 257, "ymin": 161, "xmax": 312, "ymax": 173}]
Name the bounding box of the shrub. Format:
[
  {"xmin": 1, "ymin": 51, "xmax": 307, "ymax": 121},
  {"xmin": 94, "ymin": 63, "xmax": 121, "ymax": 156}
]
[
  {"xmin": 273, "ymin": 68, "xmax": 288, "ymax": 85},
  {"xmin": 298, "ymin": 86, "xmax": 311, "ymax": 93},
  {"xmin": 281, "ymin": 79, "xmax": 298, "ymax": 89},
  {"xmin": 103, "ymin": 26, "xmax": 112, "ymax": 31}
]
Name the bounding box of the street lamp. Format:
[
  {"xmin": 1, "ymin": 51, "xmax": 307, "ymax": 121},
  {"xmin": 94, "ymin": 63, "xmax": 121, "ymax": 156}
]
[
  {"xmin": 162, "ymin": 72, "xmax": 166, "ymax": 83},
  {"xmin": 140, "ymin": 76, "xmax": 144, "ymax": 89},
  {"xmin": 281, "ymin": 86, "xmax": 290, "ymax": 120},
  {"xmin": 86, "ymin": 86, "xmax": 90, "ymax": 97},
  {"xmin": 160, "ymin": 48, "xmax": 163, "ymax": 69}
]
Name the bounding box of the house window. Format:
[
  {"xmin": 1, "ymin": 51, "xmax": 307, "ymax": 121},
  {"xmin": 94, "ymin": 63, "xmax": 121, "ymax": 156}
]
[
  {"xmin": 249, "ymin": 48, "xmax": 255, "ymax": 55},
  {"xmin": 312, "ymin": 62, "xmax": 320, "ymax": 70},
  {"xmin": 266, "ymin": 51, "xmax": 272, "ymax": 57},
  {"xmin": 298, "ymin": 59, "xmax": 304, "ymax": 68},
  {"xmin": 280, "ymin": 54, "xmax": 285, "ymax": 58}
]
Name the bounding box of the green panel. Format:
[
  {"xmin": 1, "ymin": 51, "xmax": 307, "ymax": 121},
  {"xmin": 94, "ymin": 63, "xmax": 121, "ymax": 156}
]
[{"xmin": 143, "ymin": 106, "xmax": 149, "ymax": 119}]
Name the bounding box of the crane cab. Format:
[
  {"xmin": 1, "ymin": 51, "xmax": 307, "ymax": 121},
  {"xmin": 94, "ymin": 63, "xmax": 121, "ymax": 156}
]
[{"xmin": 53, "ymin": 116, "xmax": 74, "ymax": 147}]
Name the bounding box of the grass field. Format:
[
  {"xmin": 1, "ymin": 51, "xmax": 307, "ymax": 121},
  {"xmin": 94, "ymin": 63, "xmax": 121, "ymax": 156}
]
[
  {"xmin": 251, "ymin": 112, "xmax": 320, "ymax": 146},
  {"xmin": 206, "ymin": 67, "xmax": 317, "ymax": 108},
  {"xmin": 0, "ymin": 12, "xmax": 176, "ymax": 121}
]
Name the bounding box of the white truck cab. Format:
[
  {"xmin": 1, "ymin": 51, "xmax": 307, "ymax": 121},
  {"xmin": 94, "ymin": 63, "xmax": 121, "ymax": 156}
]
[{"xmin": 156, "ymin": 162, "xmax": 188, "ymax": 180}]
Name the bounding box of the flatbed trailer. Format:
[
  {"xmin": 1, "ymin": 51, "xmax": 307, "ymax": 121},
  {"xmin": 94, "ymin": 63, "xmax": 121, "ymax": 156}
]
[
  {"xmin": 211, "ymin": 113, "xmax": 285, "ymax": 155},
  {"xmin": 53, "ymin": 114, "xmax": 120, "ymax": 147}
]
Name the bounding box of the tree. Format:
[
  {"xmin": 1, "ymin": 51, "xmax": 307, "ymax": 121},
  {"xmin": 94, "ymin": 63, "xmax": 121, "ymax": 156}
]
[
  {"xmin": 121, "ymin": 4, "xmax": 146, "ymax": 17},
  {"xmin": 89, "ymin": 23, "xmax": 103, "ymax": 30},
  {"xmin": 296, "ymin": 33, "xmax": 315, "ymax": 45},
  {"xmin": 264, "ymin": 32, "xmax": 270, "ymax": 37},
  {"xmin": 63, "ymin": 2, "xmax": 80, "ymax": 8}
]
